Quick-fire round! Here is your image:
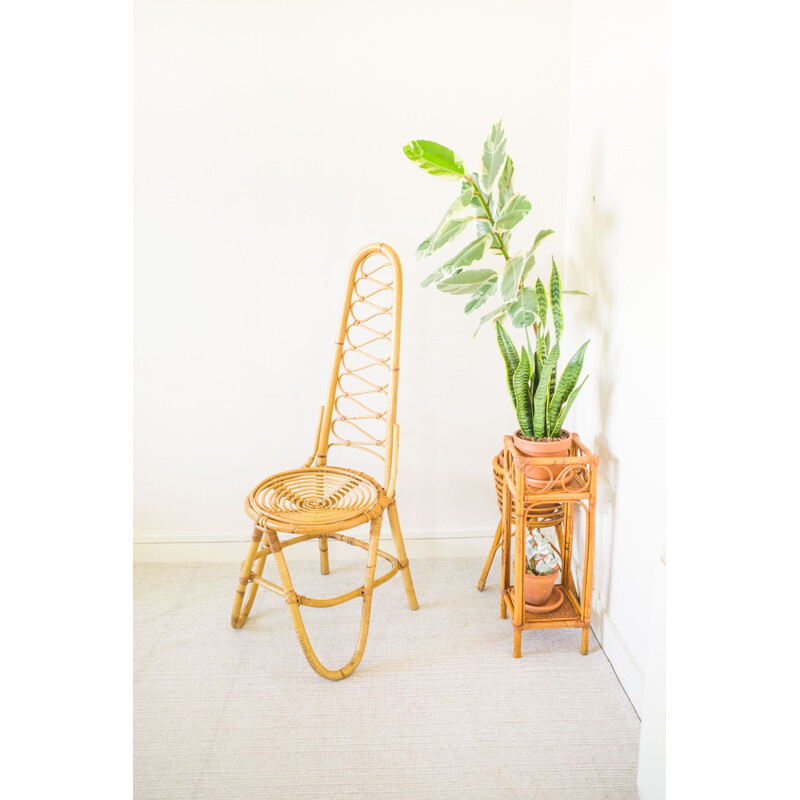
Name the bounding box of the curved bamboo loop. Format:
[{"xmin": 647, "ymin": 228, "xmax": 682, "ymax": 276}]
[{"xmin": 231, "ymin": 243, "xmax": 417, "ymax": 679}]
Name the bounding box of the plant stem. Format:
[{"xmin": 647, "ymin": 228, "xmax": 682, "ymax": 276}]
[{"xmin": 466, "ymin": 175, "xmax": 510, "ymax": 260}]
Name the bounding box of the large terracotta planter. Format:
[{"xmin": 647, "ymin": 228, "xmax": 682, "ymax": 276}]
[
  {"xmin": 522, "ymin": 565, "xmax": 560, "ymax": 606},
  {"xmin": 513, "ymin": 429, "xmax": 573, "ymax": 488}
]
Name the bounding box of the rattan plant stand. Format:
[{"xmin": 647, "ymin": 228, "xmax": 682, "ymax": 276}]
[
  {"xmin": 231, "ymin": 243, "xmax": 418, "ymax": 681},
  {"xmin": 500, "ymin": 434, "xmax": 599, "ymax": 657},
  {"xmin": 476, "ymin": 453, "xmax": 565, "ymax": 591}
]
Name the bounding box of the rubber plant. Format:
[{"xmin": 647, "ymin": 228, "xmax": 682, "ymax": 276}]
[{"xmin": 403, "ymin": 120, "xmax": 589, "ymax": 473}]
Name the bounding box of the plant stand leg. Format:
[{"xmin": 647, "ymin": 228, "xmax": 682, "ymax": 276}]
[
  {"xmin": 513, "ymin": 629, "xmax": 521, "ymax": 659},
  {"xmin": 477, "ymin": 521, "xmax": 502, "ymax": 591},
  {"xmin": 581, "ymin": 626, "xmax": 590, "ymax": 655}
]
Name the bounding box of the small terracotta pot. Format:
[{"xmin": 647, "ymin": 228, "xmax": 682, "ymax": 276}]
[
  {"xmin": 513, "ymin": 429, "xmax": 573, "ymax": 488},
  {"xmin": 522, "ymin": 565, "xmax": 560, "ymax": 606}
]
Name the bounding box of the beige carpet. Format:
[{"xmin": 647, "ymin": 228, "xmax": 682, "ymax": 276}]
[{"xmin": 134, "ymin": 552, "xmax": 640, "ymax": 799}]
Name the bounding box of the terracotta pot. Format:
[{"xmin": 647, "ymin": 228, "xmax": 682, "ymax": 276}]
[
  {"xmin": 513, "ymin": 429, "xmax": 573, "ymax": 488},
  {"xmin": 522, "ymin": 565, "xmax": 560, "ymax": 606}
]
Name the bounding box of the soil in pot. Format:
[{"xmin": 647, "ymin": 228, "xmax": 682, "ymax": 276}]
[{"xmin": 513, "ymin": 429, "xmax": 573, "ymax": 488}]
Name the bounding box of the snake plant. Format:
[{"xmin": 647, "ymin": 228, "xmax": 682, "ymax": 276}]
[{"xmin": 403, "ymin": 120, "xmax": 589, "ymax": 440}]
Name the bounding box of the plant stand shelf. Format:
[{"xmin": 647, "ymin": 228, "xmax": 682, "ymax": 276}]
[{"xmin": 500, "ymin": 433, "xmax": 599, "ymax": 657}]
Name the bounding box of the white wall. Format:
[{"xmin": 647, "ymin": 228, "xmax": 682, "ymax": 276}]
[
  {"xmin": 134, "ymin": 0, "xmax": 574, "ymax": 547},
  {"xmin": 564, "ymin": 0, "xmax": 665, "ymax": 725}
]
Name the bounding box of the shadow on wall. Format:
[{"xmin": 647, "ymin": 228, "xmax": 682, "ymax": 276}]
[{"xmin": 568, "ymin": 139, "xmax": 619, "ymax": 613}]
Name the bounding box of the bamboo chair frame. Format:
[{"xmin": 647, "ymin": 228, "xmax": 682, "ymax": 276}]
[
  {"xmin": 231, "ymin": 243, "xmax": 418, "ymax": 680},
  {"xmin": 499, "ymin": 434, "xmax": 599, "ymax": 658}
]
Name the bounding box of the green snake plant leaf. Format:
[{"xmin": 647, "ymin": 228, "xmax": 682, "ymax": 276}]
[
  {"xmin": 534, "ymin": 278, "xmax": 548, "ymax": 332},
  {"xmin": 512, "ymin": 346, "xmax": 534, "ymax": 438},
  {"xmin": 416, "ymin": 215, "xmax": 475, "ymax": 258},
  {"xmin": 550, "ymin": 258, "xmax": 563, "ymax": 342},
  {"xmin": 547, "ymin": 340, "xmax": 590, "ymax": 432},
  {"xmin": 474, "ymin": 303, "xmax": 509, "ymax": 337},
  {"xmin": 494, "ymin": 193, "xmax": 532, "ymax": 231},
  {"xmin": 403, "ymin": 139, "xmax": 466, "ymax": 180},
  {"xmin": 415, "ymin": 187, "xmax": 476, "ymax": 259},
  {"xmin": 532, "ymin": 342, "xmax": 560, "ymax": 438},
  {"xmin": 495, "ymin": 321, "xmax": 520, "ymax": 409},
  {"xmin": 508, "ymin": 286, "xmax": 539, "ymax": 328},
  {"xmin": 552, "ymin": 375, "xmax": 588, "ymax": 435},
  {"xmin": 436, "ymin": 268, "xmax": 497, "ymax": 295},
  {"xmin": 480, "ymin": 119, "xmax": 507, "ymax": 194},
  {"xmin": 464, "ymin": 275, "xmax": 498, "ymax": 314},
  {"xmin": 497, "ymin": 155, "xmax": 515, "ymax": 211},
  {"xmin": 499, "ymin": 252, "xmax": 525, "ymax": 302},
  {"xmin": 533, "ymin": 349, "xmax": 543, "ymax": 396}
]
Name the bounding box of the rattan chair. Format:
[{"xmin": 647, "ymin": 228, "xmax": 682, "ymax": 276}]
[{"xmin": 231, "ymin": 243, "xmax": 418, "ymax": 680}]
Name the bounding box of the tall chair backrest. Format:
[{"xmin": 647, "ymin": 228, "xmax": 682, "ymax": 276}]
[{"xmin": 314, "ymin": 243, "xmax": 402, "ymax": 492}]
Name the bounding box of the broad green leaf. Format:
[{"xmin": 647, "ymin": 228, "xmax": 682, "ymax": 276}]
[
  {"xmin": 521, "ymin": 248, "xmax": 536, "ymax": 284},
  {"xmin": 495, "ymin": 321, "xmax": 520, "ymax": 408},
  {"xmin": 497, "ymin": 155, "xmax": 515, "ymax": 211},
  {"xmin": 532, "ymin": 343, "xmax": 560, "ymax": 438},
  {"xmin": 438, "ymin": 234, "xmax": 492, "ymax": 274},
  {"xmin": 552, "ymin": 376, "xmax": 588, "ymax": 434},
  {"xmin": 464, "ymin": 275, "xmax": 498, "ymax": 314},
  {"xmin": 420, "ymin": 267, "xmax": 444, "ymax": 288},
  {"xmin": 436, "ymin": 268, "xmax": 497, "ymax": 295},
  {"xmin": 417, "ymin": 215, "xmax": 474, "ymax": 258},
  {"xmin": 403, "ymin": 139, "xmax": 465, "ymax": 180},
  {"xmin": 534, "ymin": 278, "xmax": 548, "ymax": 335},
  {"xmin": 415, "ymin": 188, "xmax": 476, "ymax": 258},
  {"xmin": 512, "ymin": 347, "xmax": 534, "ymax": 437},
  {"xmin": 500, "ymin": 253, "xmax": 525, "ymax": 302},
  {"xmin": 532, "ymin": 229, "xmax": 554, "ymax": 250},
  {"xmin": 550, "ymin": 258, "xmax": 563, "ymax": 341},
  {"xmin": 474, "ymin": 304, "xmax": 508, "ymax": 337},
  {"xmin": 547, "ymin": 340, "xmax": 589, "ymax": 431},
  {"xmin": 508, "ymin": 286, "xmax": 539, "ymax": 328},
  {"xmin": 480, "ymin": 120, "xmax": 507, "ymax": 194},
  {"xmin": 495, "ymin": 193, "xmax": 532, "ymax": 231}
]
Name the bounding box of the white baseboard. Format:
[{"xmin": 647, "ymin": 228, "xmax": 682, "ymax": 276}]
[
  {"xmin": 590, "ymin": 599, "xmax": 645, "ymax": 716},
  {"xmin": 133, "ymin": 531, "xmax": 495, "ymax": 563}
]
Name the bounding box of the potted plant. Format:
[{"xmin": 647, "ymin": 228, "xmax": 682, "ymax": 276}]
[
  {"xmin": 523, "ymin": 530, "xmax": 561, "ymax": 606},
  {"xmin": 403, "ymin": 120, "xmax": 589, "ymax": 486}
]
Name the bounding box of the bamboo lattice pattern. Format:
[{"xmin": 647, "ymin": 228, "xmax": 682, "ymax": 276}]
[{"xmin": 327, "ymin": 252, "xmax": 396, "ymax": 462}]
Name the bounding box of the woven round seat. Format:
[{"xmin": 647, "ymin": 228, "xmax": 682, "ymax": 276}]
[{"xmin": 246, "ymin": 466, "xmax": 385, "ymax": 532}]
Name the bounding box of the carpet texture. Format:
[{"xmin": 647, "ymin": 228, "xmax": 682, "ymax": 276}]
[{"xmin": 134, "ymin": 552, "xmax": 640, "ymax": 799}]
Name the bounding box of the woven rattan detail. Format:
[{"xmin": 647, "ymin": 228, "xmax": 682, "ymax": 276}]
[
  {"xmin": 247, "ymin": 466, "xmax": 382, "ymax": 529},
  {"xmin": 508, "ymin": 586, "xmax": 581, "ymax": 623}
]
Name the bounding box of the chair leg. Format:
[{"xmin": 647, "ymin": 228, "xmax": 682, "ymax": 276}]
[
  {"xmin": 231, "ymin": 526, "xmax": 267, "ymax": 629},
  {"xmin": 386, "ymin": 501, "xmax": 419, "ymax": 611},
  {"xmin": 265, "ymin": 518, "xmax": 384, "ymax": 681},
  {"xmin": 477, "ymin": 520, "xmax": 503, "ymax": 591},
  {"xmin": 318, "ymin": 535, "xmax": 330, "ymax": 575}
]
